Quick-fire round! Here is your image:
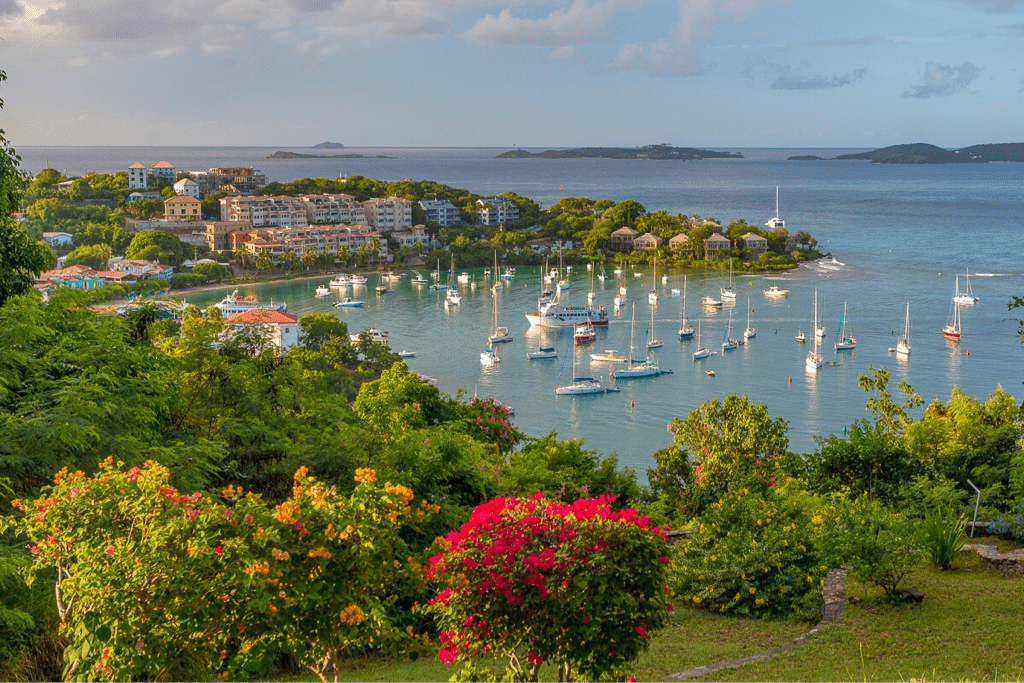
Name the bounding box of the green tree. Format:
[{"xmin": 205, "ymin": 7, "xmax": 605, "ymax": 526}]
[
  {"xmin": 65, "ymin": 243, "xmax": 111, "ymax": 270},
  {"xmin": 125, "ymin": 230, "xmax": 185, "ymax": 265},
  {"xmin": 0, "ymin": 71, "xmax": 53, "ymax": 308},
  {"xmin": 298, "ymin": 313, "xmax": 349, "ymax": 352}
]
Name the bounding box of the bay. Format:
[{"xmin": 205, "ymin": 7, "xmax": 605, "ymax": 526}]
[{"xmin": 18, "ymin": 146, "xmax": 1024, "ymax": 475}]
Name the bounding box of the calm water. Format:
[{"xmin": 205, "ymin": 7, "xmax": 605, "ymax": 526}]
[{"xmin": 19, "ymin": 146, "xmax": 1024, "ymax": 475}]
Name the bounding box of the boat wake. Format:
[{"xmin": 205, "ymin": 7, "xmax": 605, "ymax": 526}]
[{"xmin": 973, "ymin": 273, "xmax": 1008, "ymax": 277}]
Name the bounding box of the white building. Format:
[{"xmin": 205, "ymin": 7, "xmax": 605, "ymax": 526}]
[
  {"xmin": 174, "ymin": 177, "xmax": 201, "ymax": 199},
  {"xmin": 223, "ymin": 309, "xmax": 301, "ymax": 354},
  {"xmin": 128, "ymin": 163, "xmax": 149, "ymax": 190},
  {"xmin": 302, "ymin": 194, "xmax": 367, "ymax": 225},
  {"xmin": 150, "ymin": 161, "xmax": 176, "ymax": 183},
  {"xmin": 476, "ymin": 198, "xmax": 520, "ymax": 226},
  {"xmin": 220, "ymin": 196, "xmax": 310, "ymax": 228},
  {"xmin": 418, "ymin": 199, "xmax": 461, "ymax": 227},
  {"xmin": 362, "ymin": 197, "xmax": 413, "ymax": 231}
]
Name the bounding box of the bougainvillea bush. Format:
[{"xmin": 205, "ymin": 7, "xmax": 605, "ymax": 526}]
[
  {"xmin": 673, "ymin": 488, "xmax": 828, "ymax": 621},
  {"xmin": 13, "ymin": 460, "xmax": 433, "ymax": 682},
  {"xmin": 423, "ymin": 493, "xmax": 672, "ymax": 682}
]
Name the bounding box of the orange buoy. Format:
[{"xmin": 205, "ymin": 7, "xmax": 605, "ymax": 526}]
[
  {"xmin": 966, "ymin": 350, "xmax": 970, "ymax": 357},
  {"xmin": 630, "ymin": 400, "xmax": 634, "ymax": 410},
  {"xmin": 788, "ymin": 375, "xmax": 792, "ymax": 383}
]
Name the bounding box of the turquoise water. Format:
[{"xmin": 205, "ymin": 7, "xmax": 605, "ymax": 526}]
[{"xmin": 21, "ymin": 146, "xmax": 1024, "ymax": 474}]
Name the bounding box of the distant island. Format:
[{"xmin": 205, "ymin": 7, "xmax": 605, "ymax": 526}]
[
  {"xmin": 496, "ymin": 144, "xmax": 743, "ymax": 160},
  {"xmin": 267, "ymin": 151, "xmax": 394, "ymax": 159},
  {"xmin": 313, "ymin": 142, "xmax": 345, "ymax": 149},
  {"xmin": 789, "ymin": 142, "xmax": 1024, "ymax": 164}
]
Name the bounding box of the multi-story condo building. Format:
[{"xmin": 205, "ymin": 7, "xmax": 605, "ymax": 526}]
[
  {"xmin": 208, "ymin": 167, "xmax": 267, "ymax": 194},
  {"xmin": 476, "ymin": 198, "xmax": 520, "ymax": 226},
  {"xmin": 219, "ymin": 196, "xmax": 309, "ymax": 228},
  {"xmin": 150, "ymin": 161, "xmax": 176, "ymax": 183},
  {"xmin": 362, "ymin": 197, "xmax": 413, "ymax": 231},
  {"xmin": 206, "ymin": 221, "xmax": 253, "ymax": 252},
  {"xmin": 240, "ymin": 225, "xmax": 384, "ymax": 260},
  {"xmin": 418, "ymin": 199, "xmax": 461, "ymax": 227},
  {"xmin": 164, "ymin": 195, "xmax": 202, "ymax": 220},
  {"xmin": 174, "ymin": 178, "xmax": 201, "ymax": 199},
  {"xmin": 128, "ymin": 163, "xmax": 149, "ymax": 190},
  {"xmin": 302, "ymin": 194, "xmax": 367, "ymax": 225}
]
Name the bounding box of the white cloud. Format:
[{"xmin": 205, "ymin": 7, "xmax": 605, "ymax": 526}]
[
  {"xmin": 950, "ymin": 0, "xmax": 1024, "ymax": 12},
  {"xmin": 460, "ymin": 0, "xmax": 620, "ymax": 48},
  {"xmin": 902, "ymin": 61, "xmax": 982, "ymax": 98},
  {"xmin": 547, "ymin": 45, "xmax": 575, "ymax": 60}
]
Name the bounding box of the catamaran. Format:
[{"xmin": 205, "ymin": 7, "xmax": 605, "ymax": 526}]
[
  {"xmin": 953, "ymin": 270, "xmax": 979, "ymax": 304},
  {"xmin": 896, "ymin": 302, "xmax": 911, "ymax": 357},
  {"xmin": 835, "ymin": 302, "xmax": 856, "ymax": 350},
  {"xmin": 678, "ymin": 276, "xmax": 694, "ymax": 339}
]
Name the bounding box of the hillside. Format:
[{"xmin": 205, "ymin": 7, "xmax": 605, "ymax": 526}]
[
  {"xmin": 496, "ymin": 145, "xmax": 743, "ymax": 160},
  {"xmin": 831, "ymin": 142, "xmax": 1024, "ymax": 164}
]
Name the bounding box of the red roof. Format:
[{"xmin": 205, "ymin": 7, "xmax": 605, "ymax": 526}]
[{"xmin": 224, "ymin": 309, "xmax": 299, "ymax": 325}]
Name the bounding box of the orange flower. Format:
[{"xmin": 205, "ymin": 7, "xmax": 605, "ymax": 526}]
[
  {"xmin": 354, "ymin": 468, "xmax": 377, "ymax": 483},
  {"xmin": 293, "ymin": 466, "xmax": 309, "ymax": 481}
]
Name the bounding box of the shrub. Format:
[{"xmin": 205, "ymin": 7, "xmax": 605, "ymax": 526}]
[
  {"xmin": 423, "ymin": 493, "xmax": 671, "ymax": 682},
  {"xmin": 919, "ymin": 506, "xmax": 967, "ymax": 570},
  {"xmin": 673, "ymin": 488, "xmax": 828, "ymax": 621},
  {"xmin": 817, "ymin": 496, "xmax": 918, "ymax": 598},
  {"xmin": 988, "ymin": 502, "xmax": 1024, "ymax": 540},
  {"xmin": 13, "ymin": 460, "xmax": 433, "ymax": 682}
]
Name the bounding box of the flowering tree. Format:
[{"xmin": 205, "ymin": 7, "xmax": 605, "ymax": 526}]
[
  {"xmin": 13, "ymin": 460, "xmax": 433, "ymax": 682},
  {"xmin": 423, "ymin": 493, "xmax": 672, "ymax": 682}
]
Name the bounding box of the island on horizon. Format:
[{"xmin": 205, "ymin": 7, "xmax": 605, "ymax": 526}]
[
  {"xmin": 496, "ymin": 144, "xmax": 743, "ymax": 161},
  {"xmin": 788, "ymin": 142, "xmax": 1024, "ymax": 164},
  {"xmin": 267, "ymin": 151, "xmax": 394, "ymax": 159},
  {"xmin": 313, "ymin": 142, "xmax": 345, "ymax": 149}
]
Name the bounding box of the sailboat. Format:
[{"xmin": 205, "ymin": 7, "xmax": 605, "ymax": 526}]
[
  {"xmin": 556, "ymin": 245, "xmax": 570, "ymax": 291},
  {"xmin": 806, "ymin": 335, "xmax": 824, "ymax": 371},
  {"xmin": 835, "ymin": 302, "xmax": 856, "ymax": 350},
  {"xmin": 813, "ymin": 289, "xmax": 826, "ymax": 340},
  {"xmin": 445, "ymin": 257, "xmax": 461, "ymax": 305},
  {"xmin": 491, "ymin": 252, "xmax": 504, "ymax": 292},
  {"xmin": 795, "ymin": 325, "xmax": 806, "ymax": 343},
  {"xmin": 766, "ymin": 185, "xmax": 785, "ymax": 231},
  {"xmin": 612, "ymin": 304, "xmax": 660, "ymax": 378},
  {"xmin": 896, "ymin": 302, "xmax": 911, "ymax": 357},
  {"xmin": 743, "ymin": 297, "xmax": 755, "ymax": 339},
  {"xmin": 693, "ymin": 319, "xmax": 711, "ymax": 359},
  {"xmin": 431, "ymin": 258, "xmax": 446, "ymax": 290},
  {"xmin": 678, "ymin": 276, "xmax": 695, "ymax": 339},
  {"xmin": 646, "ymin": 302, "xmax": 663, "ymax": 348},
  {"xmin": 587, "ymin": 265, "xmax": 596, "ymax": 304},
  {"xmin": 488, "ymin": 279, "xmax": 513, "ymax": 344},
  {"xmin": 721, "ymin": 257, "xmax": 737, "ymax": 300},
  {"xmin": 953, "ymin": 270, "xmax": 979, "ymax": 304},
  {"xmin": 722, "ymin": 310, "xmax": 738, "ymax": 350},
  {"xmin": 591, "ymin": 321, "xmax": 629, "ymax": 363},
  {"xmin": 555, "ymin": 335, "xmax": 606, "ymax": 395},
  {"xmin": 943, "ymin": 300, "xmax": 962, "ymax": 341},
  {"xmin": 649, "ymin": 258, "xmax": 659, "ymax": 303},
  {"xmin": 613, "ymin": 261, "xmax": 627, "ymax": 307}
]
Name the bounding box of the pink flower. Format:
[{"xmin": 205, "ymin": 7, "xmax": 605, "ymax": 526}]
[
  {"xmin": 105, "ymin": 545, "xmax": 115, "ymax": 555},
  {"xmin": 126, "ymin": 467, "xmax": 141, "ymax": 481},
  {"xmin": 213, "ymin": 546, "xmax": 223, "ymax": 555},
  {"xmin": 135, "ymin": 640, "xmax": 145, "ymax": 652},
  {"xmin": 635, "ymin": 625, "xmax": 646, "ymax": 638},
  {"xmin": 244, "ymin": 514, "xmax": 254, "ymax": 524}
]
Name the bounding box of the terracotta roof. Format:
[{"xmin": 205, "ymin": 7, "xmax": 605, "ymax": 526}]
[
  {"xmin": 165, "ymin": 195, "xmax": 201, "ymax": 204},
  {"xmin": 130, "ymin": 162, "xmax": 146, "ymax": 168},
  {"xmin": 152, "ymin": 161, "xmax": 174, "ymax": 168},
  {"xmin": 224, "ymin": 309, "xmax": 299, "ymax": 325}
]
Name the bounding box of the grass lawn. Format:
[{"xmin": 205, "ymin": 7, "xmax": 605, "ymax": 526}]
[{"xmin": 291, "ymin": 537, "xmax": 1024, "ymax": 682}]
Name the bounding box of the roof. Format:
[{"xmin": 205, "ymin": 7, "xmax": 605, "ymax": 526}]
[
  {"xmin": 741, "ymin": 232, "xmax": 766, "ymax": 241},
  {"xmin": 152, "ymin": 161, "xmax": 174, "ymax": 168},
  {"xmin": 224, "ymin": 309, "xmax": 300, "ymax": 325},
  {"xmin": 129, "ymin": 162, "xmax": 146, "ymax": 168},
  {"xmin": 706, "ymin": 233, "xmax": 731, "ymax": 243},
  {"xmin": 611, "ymin": 226, "xmax": 639, "ymax": 236},
  {"xmin": 165, "ymin": 195, "xmax": 201, "ymax": 204}
]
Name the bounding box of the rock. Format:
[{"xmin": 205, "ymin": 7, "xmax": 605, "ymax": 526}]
[{"xmin": 896, "ymin": 588, "xmax": 924, "ymax": 604}]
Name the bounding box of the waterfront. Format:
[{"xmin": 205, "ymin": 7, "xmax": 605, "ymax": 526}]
[{"xmin": 19, "ymin": 145, "xmax": 1024, "ymax": 475}]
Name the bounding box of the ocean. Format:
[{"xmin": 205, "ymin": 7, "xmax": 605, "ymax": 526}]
[{"xmin": 16, "ymin": 146, "xmax": 1024, "ymax": 476}]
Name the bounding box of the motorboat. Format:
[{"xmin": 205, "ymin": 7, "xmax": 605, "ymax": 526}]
[
  {"xmin": 411, "ymin": 272, "xmax": 428, "ymax": 285},
  {"xmin": 702, "ymin": 296, "xmax": 723, "ymax": 308},
  {"xmin": 334, "ymin": 298, "xmax": 364, "ymax": 308},
  {"xmin": 763, "ymin": 285, "xmax": 789, "ymax": 297},
  {"xmin": 329, "ymin": 274, "xmax": 350, "ymax": 287},
  {"xmin": 398, "ymin": 350, "xmax": 415, "ymax": 358},
  {"xmin": 214, "ymin": 289, "xmax": 287, "ymax": 317},
  {"xmin": 349, "ymin": 327, "xmax": 388, "ymax": 343},
  {"xmin": 457, "ymin": 272, "xmax": 471, "ymax": 283},
  {"xmin": 574, "ymin": 322, "xmax": 597, "ymax": 345},
  {"xmin": 315, "ymin": 286, "xmax": 331, "ymax": 298},
  {"xmin": 350, "ymin": 274, "xmax": 368, "ymax": 285},
  {"xmin": 480, "ymin": 348, "xmax": 500, "ymax": 365}
]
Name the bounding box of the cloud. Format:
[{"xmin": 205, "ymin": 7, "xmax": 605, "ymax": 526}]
[
  {"xmin": 547, "ymin": 45, "xmax": 575, "ymax": 60},
  {"xmin": 950, "ymin": 0, "xmax": 1024, "ymax": 11},
  {"xmin": 607, "ymin": 39, "xmax": 708, "ymax": 76},
  {"xmin": 744, "ymin": 55, "xmax": 866, "ymax": 89},
  {"xmin": 808, "ymin": 34, "xmax": 895, "ymax": 47},
  {"xmin": 902, "ymin": 61, "xmax": 981, "ymax": 98},
  {"xmin": 0, "ymin": 0, "xmax": 22, "ymax": 17},
  {"xmin": 459, "ymin": 0, "xmax": 619, "ymax": 48},
  {"xmin": 34, "ymin": 0, "xmax": 202, "ymax": 42}
]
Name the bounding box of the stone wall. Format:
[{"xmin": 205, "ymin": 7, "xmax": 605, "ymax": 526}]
[{"xmin": 963, "ymin": 544, "xmax": 1024, "ymax": 576}]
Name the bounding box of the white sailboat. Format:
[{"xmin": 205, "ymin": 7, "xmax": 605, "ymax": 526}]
[
  {"xmin": 556, "ymin": 246, "xmax": 570, "ymax": 292},
  {"xmin": 943, "ymin": 300, "xmax": 962, "ymax": 341},
  {"xmin": 722, "ymin": 310, "xmax": 738, "ymax": 351},
  {"xmin": 555, "ymin": 335, "xmax": 605, "ymax": 395},
  {"xmin": 488, "ymin": 288, "xmax": 513, "ymax": 344},
  {"xmin": 614, "ymin": 262, "xmax": 627, "ymax": 307},
  {"xmin": 646, "ymin": 302, "xmax": 663, "ymax": 348},
  {"xmin": 445, "ymin": 256, "xmax": 461, "ymax": 305},
  {"xmin": 953, "ymin": 270, "xmax": 979, "ymax": 304},
  {"xmin": 896, "ymin": 302, "xmax": 911, "ymax": 357},
  {"xmin": 591, "ymin": 321, "xmax": 629, "ymax": 363},
  {"xmin": 721, "ymin": 257, "xmax": 737, "ymax": 300},
  {"xmin": 765, "ymin": 185, "xmax": 785, "ymax": 231},
  {"xmin": 480, "ymin": 347, "xmax": 500, "ymax": 365},
  {"xmin": 649, "ymin": 258, "xmax": 659, "ymax": 303},
  {"xmin": 814, "ymin": 289, "xmax": 826, "ymax": 340},
  {"xmin": 612, "ymin": 304, "xmax": 661, "ymax": 378},
  {"xmin": 693, "ymin": 319, "xmax": 711, "ymax": 359},
  {"xmin": 678, "ymin": 276, "xmax": 695, "ymax": 339},
  {"xmin": 588, "ymin": 265, "xmax": 596, "ymax": 304},
  {"xmin": 743, "ymin": 297, "xmax": 755, "ymax": 339},
  {"xmin": 835, "ymin": 302, "xmax": 856, "ymax": 350}
]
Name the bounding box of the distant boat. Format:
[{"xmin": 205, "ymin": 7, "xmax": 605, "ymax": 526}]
[
  {"xmin": 410, "ymin": 272, "xmax": 428, "ymax": 285},
  {"xmin": 835, "ymin": 302, "xmax": 856, "ymax": 350},
  {"xmin": 334, "ymin": 297, "xmax": 364, "ymax": 308},
  {"xmin": 488, "ymin": 253, "xmax": 512, "ymax": 343},
  {"xmin": 574, "ymin": 321, "xmax": 597, "ymax": 345},
  {"xmin": 693, "ymin": 319, "xmax": 711, "ymax": 360},
  {"xmin": 678, "ymin": 276, "xmax": 694, "ymax": 339},
  {"xmin": 611, "ymin": 304, "xmax": 660, "ymax": 379},
  {"xmin": 722, "ymin": 310, "xmax": 738, "ymax": 351},
  {"xmin": 350, "ymin": 274, "xmax": 368, "ymax": 285},
  {"xmin": 649, "ymin": 258, "xmax": 659, "ymax": 303},
  {"xmin": 743, "ymin": 298, "xmax": 755, "ymax": 339},
  {"xmin": 763, "ymin": 284, "xmax": 788, "ymax": 297},
  {"xmin": 702, "ymin": 295, "xmax": 723, "ymax": 308},
  {"xmin": 528, "ymin": 346, "xmax": 557, "ymax": 360},
  {"xmin": 765, "ymin": 185, "xmax": 785, "ymax": 232},
  {"xmin": 315, "ymin": 285, "xmax": 331, "ymax": 298},
  {"xmin": 457, "ymin": 271, "xmax": 471, "ymax": 283},
  {"xmin": 480, "ymin": 348, "xmax": 500, "ymax": 365},
  {"xmin": 953, "ymin": 270, "xmax": 979, "ymax": 304},
  {"xmin": 896, "ymin": 302, "xmax": 911, "ymax": 357},
  {"xmin": 943, "ymin": 300, "xmax": 962, "ymax": 341},
  {"xmin": 329, "ymin": 274, "xmax": 350, "ymax": 287},
  {"xmin": 646, "ymin": 301, "xmax": 663, "ymax": 349},
  {"xmin": 813, "ymin": 289, "xmax": 826, "ymax": 340},
  {"xmin": 721, "ymin": 257, "xmax": 737, "ymax": 301},
  {"xmin": 555, "ymin": 335, "xmax": 606, "ymax": 395},
  {"xmin": 349, "ymin": 327, "xmax": 388, "ymax": 344},
  {"xmin": 398, "ymin": 350, "xmax": 415, "ymax": 358},
  {"xmin": 795, "ymin": 326, "xmax": 806, "ymax": 343}
]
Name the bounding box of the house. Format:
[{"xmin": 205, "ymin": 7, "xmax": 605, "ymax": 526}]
[
  {"xmin": 740, "ymin": 232, "xmax": 768, "ymax": 254},
  {"xmin": 223, "ymin": 309, "xmax": 301, "ymax": 354},
  {"xmin": 150, "ymin": 161, "xmax": 176, "ymax": 183},
  {"xmin": 704, "ymin": 233, "xmax": 731, "ymax": 259},
  {"xmin": 206, "ymin": 221, "xmax": 253, "ymax": 252},
  {"xmin": 128, "ymin": 162, "xmax": 149, "ymax": 190},
  {"xmin": 128, "ymin": 191, "xmax": 163, "ymax": 202},
  {"xmin": 610, "ymin": 226, "xmax": 639, "ymax": 252},
  {"xmin": 418, "ymin": 199, "xmax": 461, "ymax": 227},
  {"xmin": 476, "ymin": 198, "xmax": 519, "ymax": 226},
  {"xmin": 174, "ymin": 177, "xmax": 201, "ymax": 199},
  {"xmin": 164, "ymin": 195, "xmax": 202, "ymax": 220},
  {"xmin": 362, "ymin": 197, "xmax": 413, "ymax": 231},
  {"xmin": 41, "ymin": 232, "xmax": 73, "ymax": 248},
  {"xmin": 668, "ymin": 233, "xmax": 691, "ymax": 253},
  {"xmin": 633, "ymin": 233, "xmax": 663, "ymax": 251},
  {"xmin": 391, "ymin": 224, "xmax": 434, "ymax": 250},
  {"xmin": 56, "ymin": 180, "xmax": 74, "ymax": 193},
  {"xmin": 113, "ymin": 259, "xmax": 174, "ymax": 280},
  {"xmin": 36, "ymin": 265, "xmax": 106, "ymax": 290}
]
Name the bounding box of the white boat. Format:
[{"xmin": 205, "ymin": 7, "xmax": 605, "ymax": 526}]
[
  {"xmin": 721, "ymin": 257, "xmax": 737, "ymax": 301},
  {"xmin": 678, "ymin": 276, "xmax": 694, "ymax": 339},
  {"xmin": 502, "ymin": 267, "xmax": 515, "ymax": 279},
  {"xmin": 806, "ymin": 294, "xmax": 823, "ymax": 370},
  {"xmin": 375, "ymin": 282, "xmax": 388, "ymax": 295},
  {"xmin": 702, "ymin": 295, "xmax": 723, "ymax": 308},
  {"xmin": 763, "ymin": 284, "xmax": 789, "ymax": 297},
  {"xmin": 411, "ymin": 272, "xmax": 428, "ymax": 285},
  {"xmin": 526, "ymin": 301, "xmax": 609, "ymax": 327},
  {"xmin": 692, "ymin": 319, "xmax": 711, "ymax": 359},
  {"xmin": 556, "ymin": 246, "xmax": 570, "ymax": 291},
  {"xmin": 671, "ymin": 288, "xmax": 681, "ymax": 296},
  {"xmin": 214, "ymin": 289, "xmax": 288, "ymax": 317},
  {"xmin": 574, "ymin": 321, "xmax": 597, "ymax": 345},
  {"xmin": 953, "ymin": 270, "xmax": 979, "ymax": 304},
  {"xmin": 488, "ymin": 257, "xmax": 513, "ymax": 344},
  {"xmin": 555, "ymin": 336, "xmax": 606, "ymax": 395},
  {"xmin": 350, "ymin": 274, "xmax": 368, "ymax": 285},
  {"xmin": 944, "ymin": 300, "xmax": 962, "ymax": 341},
  {"xmin": 587, "ymin": 265, "xmax": 597, "ymax": 304},
  {"xmin": 598, "ymin": 272, "xmax": 607, "ymax": 281},
  {"xmin": 722, "ymin": 310, "xmax": 738, "ymax": 351},
  {"xmin": 609, "ymin": 305, "xmax": 660, "ymax": 379},
  {"xmin": 480, "ymin": 348, "xmax": 500, "ymax": 365},
  {"xmin": 813, "ymin": 289, "xmax": 826, "ymax": 340},
  {"xmin": 398, "ymin": 350, "xmax": 415, "ymax": 358},
  {"xmin": 835, "ymin": 302, "xmax": 856, "ymax": 350},
  {"xmin": 349, "ymin": 327, "xmax": 389, "ymax": 344},
  {"xmin": 315, "ymin": 285, "xmax": 331, "ymax": 298},
  {"xmin": 743, "ymin": 297, "xmax": 755, "ymax": 339},
  {"xmin": 795, "ymin": 326, "xmax": 806, "ymax": 343},
  {"xmin": 329, "ymin": 274, "xmax": 350, "ymax": 287},
  {"xmin": 446, "ymin": 289, "xmax": 461, "ymax": 305},
  {"xmin": 896, "ymin": 302, "xmax": 911, "ymax": 357},
  {"xmin": 528, "ymin": 346, "xmax": 557, "ymax": 360},
  {"xmin": 646, "ymin": 301, "xmax": 662, "ymax": 348},
  {"xmin": 765, "ymin": 186, "xmax": 785, "ymax": 232},
  {"xmin": 334, "ymin": 297, "xmax": 364, "ymax": 308},
  {"xmin": 613, "ymin": 267, "xmax": 623, "ymax": 275},
  {"xmin": 662, "ymin": 275, "xmax": 668, "ymax": 285},
  {"xmin": 591, "ymin": 322, "xmax": 628, "ymax": 363},
  {"xmin": 457, "ymin": 272, "xmax": 471, "ymax": 283},
  {"xmin": 383, "ymin": 271, "xmax": 401, "ymax": 282},
  {"xmin": 649, "ymin": 259, "xmax": 659, "ymax": 303}
]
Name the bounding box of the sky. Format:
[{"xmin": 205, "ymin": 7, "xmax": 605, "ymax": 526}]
[{"xmin": 1, "ymin": 0, "xmax": 1022, "ymax": 147}]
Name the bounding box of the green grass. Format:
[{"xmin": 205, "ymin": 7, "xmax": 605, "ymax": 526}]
[{"xmin": 280, "ymin": 537, "xmax": 1024, "ymax": 682}]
